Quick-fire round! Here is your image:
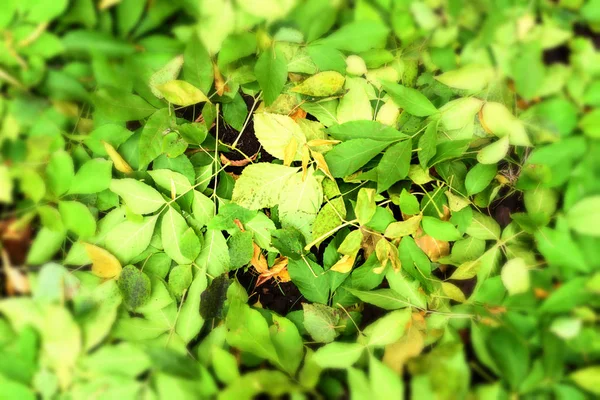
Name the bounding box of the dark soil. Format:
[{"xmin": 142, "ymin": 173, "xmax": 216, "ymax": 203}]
[
  {"xmin": 210, "ymin": 94, "xmax": 275, "ymax": 174},
  {"xmin": 488, "ymin": 190, "xmax": 524, "ymax": 228},
  {"xmin": 234, "ymin": 267, "xmax": 304, "ymax": 316}
]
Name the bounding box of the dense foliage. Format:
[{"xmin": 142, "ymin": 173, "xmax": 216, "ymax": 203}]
[{"xmin": 1, "ymin": 0, "xmax": 599, "ymax": 399}]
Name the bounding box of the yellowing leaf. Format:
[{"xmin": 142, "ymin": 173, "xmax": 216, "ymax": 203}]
[
  {"xmin": 383, "ymin": 328, "xmax": 424, "ymax": 375},
  {"xmin": 477, "ymin": 136, "xmax": 510, "ymax": 164},
  {"xmin": 283, "ymin": 137, "xmax": 298, "ymax": 166},
  {"xmin": 84, "ymin": 243, "xmax": 122, "ymax": 278},
  {"xmin": 501, "ymin": 258, "xmax": 530, "ymax": 295},
  {"xmin": 441, "ymin": 282, "xmax": 466, "ymax": 302},
  {"xmin": 414, "ymin": 231, "xmax": 449, "ymax": 262},
  {"xmin": 311, "ymin": 150, "xmax": 334, "ymax": 180},
  {"xmin": 155, "ymin": 80, "xmax": 210, "ymax": 106},
  {"xmin": 346, "ymin": 55, "xmax": 367, "ymax": 76},
  {"xmin": 307, "ymin": 139, "xmax": 341, "ymax": 147},
  {"xmin": 254, "ymin": 112, "xmax": 307, "ymax": 160},
  {"xmin": 291, "ymin": 71, "xmax": 345, "ymax": 97},
  {"xmin": 384, "ymin": 214, "xmax": 422, "ymax": 238},
  {"xmin": 445, "ymin": 190, "xmax": 470, "ymax": 212},
  {"xmin": 102, "ymin": 141, "xmax": 133, "ymax": 174},
  {"xmin": 330, "ymin": 254, "xmax": 356, "ymax": 273},
  {"xmin": 435, "ymin": 64, "xmax": 495, "ymax": 91}
]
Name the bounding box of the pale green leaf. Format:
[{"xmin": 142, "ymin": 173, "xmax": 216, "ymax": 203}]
[{"xmin": 110, "ymin": 179, "xmax": 166, "ymax": 215}]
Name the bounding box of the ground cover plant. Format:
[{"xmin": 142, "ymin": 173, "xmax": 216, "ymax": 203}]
[{"xmin": 0, "ymin": 0, "xmax": 599, "ymax": 398}]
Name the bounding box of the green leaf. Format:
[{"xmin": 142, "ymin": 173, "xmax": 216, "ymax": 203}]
[
  {"xmin": 316, "ymin": 20, "xmax": 389, "ymax": 52},
  {"xmin": 228, "ymin": 231, "xmax": 254, "ymax": 268},
  {"xmin": 168, "ymin": 264, "xmax": 193, "ymax": 299},
  {"xmin": 191, "ymin": 191, "xmax": 215, "ymax": 227},
  {"xmin": 346, "ymin": 288, "xmax": 418, "ymax": 310},
  {"xmin": 218, "ymin": 32, "xmax": 257, "ymax": 67},
  {"xmin": 356, "ymin": 188, "xmax": 377, "ymax": 226},
  {"xmin": 524, "ymin": 187, "xmax": 558, "ymax": 220},
  {"xmin": 68, "ymin": 159, "xmax": 113, "ymax": 195},
  {"xmin": 377, "ymin": 138, "xmax": 412, "ymax": 192},
  {"xmin": 232, "ymin": 163, "xmax": 299, "ymax": 209},
  {"xmin": 255, "ymin": 46, "xmax": 288, "ymax": 106},
  {"xmin": 58, "ymin": 201, "xmax": 96, "ymax": 239},
  {"xmin": 566, "ymin": 196, "xmax": 600, "ymax": 237},
  {"xmin": 93, "ymin": 88, "xmax": 156, "ymax": 121},
  {"xmin": 212, "ymin": 347, "xmax": 239, "ymax": 384},
  {"xmin": 197, "ymin": 229, "xmax": 230, "ymax": 277},
  {"xmin": 570, "ymin": 366, "xmax": 600, "ymax": 395},
  {"xmin": 175, "ymin": 265, "xmax": 207, "ymax": 343},
  {"xmin": 46, "ymin": 150, "xmax": 74, "ymax": 196},
  {"xmin": 580, "ymin": 109, "xmax": 600, "ymax": 138},
  {"xmin": 0, "ymin": 165, "xmax": 13, "ymax": 203},
  {"xmin": 287, "ymin": 257, "xmax": 329, "ymax": 304},
  {"xmin": 312, "ymin": 342, "xmax": 364, "ymax": 369},
  {"xmin": 466, "ymin": 212, "xmax": 501, "ymax": 241},
  {"xmin": 118, "ymin": 265, "xmax": 151, "ymax": 310},
  {"xmin": 311, "ymin": 197, "xmax": 346, "ymax": 245},
  {"xmin": 149, "ymin": 56, "xmax": 184, "ymax": 98},
  {"xmin": 155, "ymin": 80, "xmax": 210, "ymax": 107},
  {"xmin": 487, "ymin": 328, "xmax": 530, "ymax": 389},
  {"xmin": 399, "ymin": 189, "xmax": 420, "ymax": 215},
  {"xmin": 291, "ymin": 71, "xmax": 345, "ymax": 96},
  {"xmin": 418, "ymin": 121, "xmax": 437, "ymax": 168},
  {"xmin": 162, "ymin": 207, "xmax": 200, "ymax": 265},
  {"xmin": 183, "ymin": 33, "xmax": 213, "ymax": 94},
  {"xmin": 380, "ymin": 80, "xmax": 438, "ymax": 117},
  {"xmin": 302, "ymin": 303, "xmax": 340, "ymax": 343},
  {"xmin": 385, "ymin": 270, "xmax": 428, "ymax": 309},
  {"xmin": 363, "ymin": 309, "xmax": 411, "ymax": 347},
  {"xmin": 110, "ymin": 179, "xmax": 166, "ymax": 215},
  {"xmin": 26, "ymin": 227, "xmax": 66, "ymax": 265},
  {"xmin": 465, "ymin": 164, "xmax": 497, "ymax": 196},
  {"xmin": 421, "ymin": 216, "xmax": 461, "ymax": 241},
  {"xmin": 225, "ymin": 301, "xmax": 279, "ymax": 364},
  {"xmin": 477, "ymin": 136, "xmax": 509, "ymax": 165},
  {"xmin": 139, "ymin": 109, "xmax": 175, "ymax": 168},
  {"xmin": 270, "ymin": 314, "xmax": 304, "ymax": 375},
  {"xmin": 369, "ymin": 356, "xmax": 404, "ymax": 400},
  {"xmin": 325, "ymin": 139, "xmax": 391, "ymax": 178},
  {"xmin": 326, "ymin": 120, "xmax": 408, "ymax": 142},
  {"xmin": 105, "ymin": 215, "xmax": 158, "ymax": 264},
  {"xmin": 512, "ymin": 42, "xmax": 545, "ymax": 101},
  {"xmin": 148, "ymin": 169, "xmax": 192, "ymax": 194},
  {"xmin": 20, "ymin": 169, "xmax": 46, "ymax": 203}
]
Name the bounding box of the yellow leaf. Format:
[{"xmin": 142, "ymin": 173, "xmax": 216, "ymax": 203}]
[
  {"xmin": 283, "ymin": 137, "xmax": 298, "ymax": 167},
  {"xmin": 384, "ymin": 214, "xmax": 422, "ymax": 238},
  {"xmin": 330, "ymin": 254, "xmax": 356, "ymax": 273},
  {"xmin": 310, "ymin": 149, "xmax": 334, "ymax": 180},
  {"xmin": 102, "ymin": 141, "xmax": 133, "ymax": 174},
  {"xmin": 98, "ymin": 0, "xmax": 121, "ymax": 10},
  {"xmin": 441, "ymin": 282, "xmax": 466, "ymax": 302},
  {"xmin": 214, "ymin": 63, "xmax": 227, "ymax": 96},
  {"xmin": 307, "ymin": 139, "xmax": 341, "ymax": 147},
  {"xmin": 155, "ymin": 80, "xmax": 210, "ymax": 106},
  {"xmin": 84, "ymin": 243, "xmax": 122, "ymax": 278}
]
